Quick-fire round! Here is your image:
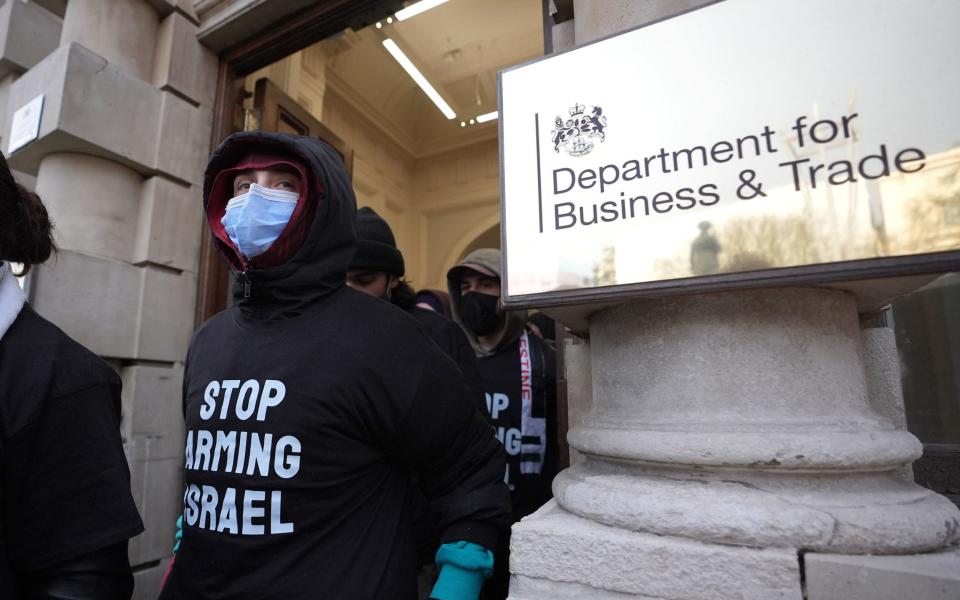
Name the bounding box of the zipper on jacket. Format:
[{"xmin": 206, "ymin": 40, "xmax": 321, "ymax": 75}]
[{"xmin": 240, "ymin": 270, "xmax": 251, "ymax": 298}]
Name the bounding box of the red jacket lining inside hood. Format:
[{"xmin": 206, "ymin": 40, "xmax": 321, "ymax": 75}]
[{"xmin": 207, "ymin": 153, "xmax": 320, "ymax": 270}]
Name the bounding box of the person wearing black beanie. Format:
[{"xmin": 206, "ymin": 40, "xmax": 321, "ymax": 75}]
[
  {"xmin": 347, "ymin": 206, "xmax": 484, "ymax": 411},
  {"xmin": 347, "ymin": 207, "xmax": 487, "ymax": 598},
  {"xmin": 347, "ymin": 206, "xmax": 406, "ymax": 297}
]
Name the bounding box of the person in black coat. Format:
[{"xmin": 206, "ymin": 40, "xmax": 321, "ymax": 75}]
[
  {"xmin": 347, "ymin": 206, "xmax": 484, "ymax": 415},
  {"xmin": 0, "ymin": 150, "xmax": 144, "ymax": 599},
  {"xmin": 346, "ymin": 206, "xmax": 488, "ymax": 598},
  {"xmin": 159, "ymin": 132, "xmax": 510, "ymax": 600},
  {"xmin": 447, "ymin": 248, "xmax": 558, "ymax": 600}
]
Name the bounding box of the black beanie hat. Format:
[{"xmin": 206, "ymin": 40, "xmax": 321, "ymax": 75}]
[{"xmin": 350, "ymin": 206, "xmax": 405, "ymax": 276}]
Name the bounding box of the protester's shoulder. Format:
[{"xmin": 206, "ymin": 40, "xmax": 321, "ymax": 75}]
[
  {"xmin": 191, "ymin": 304, "xmax": 239, "ymax": 338},
  {"xmin": 332, "ymin": 289, "xmax": 460, "ymax": 372},
  {"xmin": 187, "ymin": 305, "xmax": 253, "ymax": 357},
  {"xmin": 333, "ymin": 286, "xmax": 427, "ymax": 335},
  {"xmin": 408, "ymin": 306, "xmax": 461, "ymax": 338},
  {"xmin": 0, "ymin": 306, "xmax": 119, "ymax": 436},
  {"xmin": 2, "ymin": 305, "xmax": 119, "ymax": 394}
]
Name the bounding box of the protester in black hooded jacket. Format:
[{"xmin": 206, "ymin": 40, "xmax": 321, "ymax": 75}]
[
  {"xmin": 447, "ymin": 248, "xmax": 558, "ymax": 600},
  {"xmin": 159, "ymin": 132, "xmax": 509, "ymax": 600}
]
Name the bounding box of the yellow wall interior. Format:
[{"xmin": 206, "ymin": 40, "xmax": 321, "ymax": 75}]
[{"xmin": 244, "ymin": 0, "xmax": 542, "ymax": 290}]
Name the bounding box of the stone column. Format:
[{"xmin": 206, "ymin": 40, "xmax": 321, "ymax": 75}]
[
  {"xmin": 510, "ymin": 6, "xmax": 960, "ymax": 598},
  {"xmin": 510, "ymin": 288, "xmax": 959, "ymax": 599}
]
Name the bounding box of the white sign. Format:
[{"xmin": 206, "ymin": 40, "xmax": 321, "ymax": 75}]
[
  {"xmin": 499, "ymin": 0, "xmax": 960, "ymax": 305},
  {"xmin": 8, "ymin": 95, "xmax": 44, "ymax": 154}
]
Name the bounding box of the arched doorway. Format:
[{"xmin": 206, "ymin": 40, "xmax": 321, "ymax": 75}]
[{"xmin": 458, "ymin": 222, "xmax": 500, "ymax": 261}]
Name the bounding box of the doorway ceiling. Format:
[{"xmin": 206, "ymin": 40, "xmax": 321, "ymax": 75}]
[{"xmin": 320, "ymin": 0, "xmax": 543, "ymax": 157}]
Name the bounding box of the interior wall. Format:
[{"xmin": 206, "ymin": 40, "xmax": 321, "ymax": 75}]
[
  {"xmin": 414, "ymin": 139, "xmax": 501, "ymax": 288},
  {"xmin": 321, "ymin": 84, "xmax": 420, "ymax": 279}
]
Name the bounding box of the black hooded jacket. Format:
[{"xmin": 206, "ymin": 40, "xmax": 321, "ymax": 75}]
[{"xmin": 159, "ymin": 133, "xmax": 510, "ymax": 600}]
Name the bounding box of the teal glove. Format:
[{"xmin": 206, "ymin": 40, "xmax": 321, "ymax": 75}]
[
  {"xmin": 172, "ymin": 515, "xmax": 182, "ymax": 553},
  {"xmin": 430, "ymin": 541, "xmax": 494, "ymax": 600}
]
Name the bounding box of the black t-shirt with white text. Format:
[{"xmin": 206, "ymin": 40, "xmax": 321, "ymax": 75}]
[
  {"xmin": 160, "ymin": 289, "xmax": 509, "ymax": 600},
  {"xmin": 477, "ymin": 331, "xmax": 557, "ymax": 522}
]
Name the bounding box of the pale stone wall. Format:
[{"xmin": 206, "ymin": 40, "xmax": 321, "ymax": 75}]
[{"xmin": 0, "ymin": 1, "xmax": 216, "ymax": 596}]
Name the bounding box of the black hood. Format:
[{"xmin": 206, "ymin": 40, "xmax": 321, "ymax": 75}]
[{"xmin": 203, "ymin": 132, "xmax": 356, "ymax": 319}]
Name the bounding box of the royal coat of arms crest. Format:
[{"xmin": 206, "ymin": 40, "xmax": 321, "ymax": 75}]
[{"xmin": 550, "ymin": 103, "xmax": 607, "ymax": 157}]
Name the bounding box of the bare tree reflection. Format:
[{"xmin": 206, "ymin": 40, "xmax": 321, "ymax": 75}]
[
  {"xmin": 718, "ymin": 215, "xmax": 820, "ymax": 272},
  {"xmin": 593, "ymin": 246, "xmax": 617, "ymax": 286},
  {"xmin": 901, "ymin": 161, "xmax": 960, "ymax": 253}
]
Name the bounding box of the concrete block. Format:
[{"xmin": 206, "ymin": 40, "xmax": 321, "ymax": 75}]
[
  {"xmin": 860, "ymin": 327, "xmax": 908, "ymax": 430},
  {"xmin": 128, "ymin": 455, "xmax": 182, "ymax": 567},
  {"xmin": 0, "ymin": 0, "xmax": 62, "ymax": 79},
  {"xmin": 60, "ymin": 0, "xmax": 159, "ymax": 82},
  {"xmin": 4, "ymin": 44, "xmax": 211, "ymax": 185},
  {"xmin": 573, "ymin": 0, "xmax": 715, "ymax": 45},
  {"xmin": 31, "ymin": 0, "xmax": 67, "ymax": 18},
  {"xmin": 198, "ymin": 0, "xmax": 320, "ymax": 52},
  {"xmin": 563, "ymin": 336, "xmax": 591, "ymax": 465},
  {"xmin": 805, "ymin": 548, "xmax": 960, "ymax": 600},
  {"xmin": 152, "ymin": 11, "xmax": 217, "ymax": 106},
  {"xmin": 551, "ymin": 20, "xmax": 575, "ymax": 53},
  {"xmin": 120, "ymin": 364, "xmax": 185, "ymax": 460},
  {"xmin": 554, "ymin": 459, "xmax": 960, "ymax": 554},
  {"xmin": 4, "ymin": 43, "xmax": 163, "ymax": 176},
  {"xmin": 145, "ymin": 0, "xmax": 199, "ymax": 24},
  {"xmin": 27, "ymin": 253, "xmax": 196, "ymax": 363},
  {"xmin": 134, "ymin": 177, "xmax": 203, "ymax": 272},
  {"xmin": 860, "ymin": 326, "xmax": 913, "ymax": 481},
  {"xmin": 132, "ymin": 557, "xmax": 173, "ymax": 600},
  {"xmin": 29, "ymin": 250, "xmax": 140, "ymax": 359},
  {"xmin": 154, "ymin": 91, "xmax": 213, "ymax": 185},
  {"xmin": 135, "ymin": 266, "xmax": 197, "ymax": 362},
  {"xmin": 510, "ymin": 576, "xmax": 662, "ymax": 600},
  {"xmin": 36, "ymin": 153, "xmax": 142, "ymax": 262},
  {"xmin": 0, "ymin": 71, "xmax": 15, "ymax": 148},
  {"xmin": 510, "ymin": 501, "xmax": 803, "ymax": 600}
]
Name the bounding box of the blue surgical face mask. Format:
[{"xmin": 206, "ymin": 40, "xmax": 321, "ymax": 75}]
[{"xmin": 221, "ymin": 183, "xmax": 299, "ymax": 260}]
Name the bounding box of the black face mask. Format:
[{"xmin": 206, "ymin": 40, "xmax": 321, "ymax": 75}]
[{"xmin": 461, "ymin": 292, "xmax": 503, "ymax": 336}]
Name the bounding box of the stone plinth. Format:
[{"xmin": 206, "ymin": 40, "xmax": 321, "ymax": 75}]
[
  {"xmin": 804, "ymin": 548, "xmax": 960, "ymax": 600},
  {"xmin": 511, "ymin": 502, "xmax": 802, "ymax": 600},
  {"xmin": 510, "ymin": 288, "xmax": 960, "ymax": 599}
]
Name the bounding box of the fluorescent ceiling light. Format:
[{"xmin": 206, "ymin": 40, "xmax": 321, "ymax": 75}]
[
  {"xmin": 382, "ymin": 39, "xmax": 456, "ymax": 120},
  {"xmin": 395, "ymin": 0, "xmax": 449, "ymax": 21},
  {"xmin": 476, "ymin": 111, "xmax": 498, "ymax": 123}
]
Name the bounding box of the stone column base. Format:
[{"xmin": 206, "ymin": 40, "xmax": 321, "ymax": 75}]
[{"xmin": 508, "ymin": 501, "xmax": 803, "ymax": 600}]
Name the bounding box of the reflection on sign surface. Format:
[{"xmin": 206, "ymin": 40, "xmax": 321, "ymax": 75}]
[{"xmin": 500, "ymin": 0, "xmax": 960, "ymax": 302}]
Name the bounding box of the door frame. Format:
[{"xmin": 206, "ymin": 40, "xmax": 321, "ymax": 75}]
[
  {"xmin": 195, "ymin": 1, "xmax": 395, "ymax": 326},
  {"xmin": 253, "ymin": 77, "xmax": 354, "ymax": 177}
]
